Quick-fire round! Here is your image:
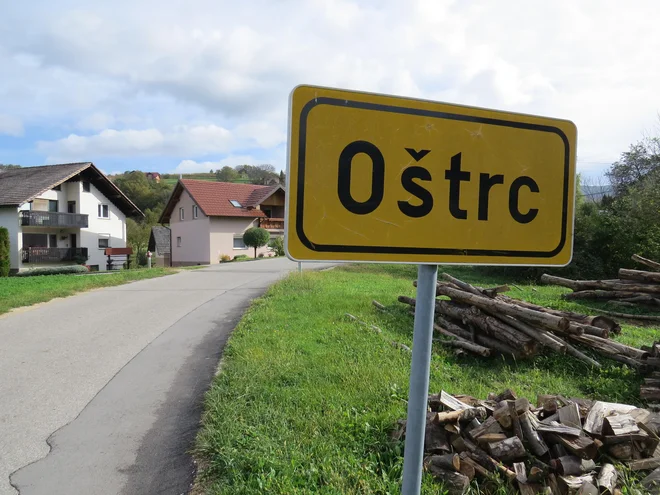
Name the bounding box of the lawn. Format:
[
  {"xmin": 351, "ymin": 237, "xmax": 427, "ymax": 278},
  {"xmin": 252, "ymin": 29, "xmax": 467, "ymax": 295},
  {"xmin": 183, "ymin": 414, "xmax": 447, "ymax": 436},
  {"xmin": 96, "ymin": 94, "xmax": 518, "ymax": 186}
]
[
  {"xmin": 0, "ymin": 267, "xmax": 174, "ymax": 315},
  {"xmin": 194, "ymin": 265, "xmax": 659, "ymax": 494}
]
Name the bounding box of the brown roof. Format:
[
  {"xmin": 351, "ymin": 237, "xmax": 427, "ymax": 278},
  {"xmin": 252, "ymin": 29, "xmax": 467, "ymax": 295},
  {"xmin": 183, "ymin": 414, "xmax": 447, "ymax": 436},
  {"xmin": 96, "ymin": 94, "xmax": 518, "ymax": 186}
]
[
  {"xmin": 159, "ymin": 180, "xmax": 283, "ymax": 222},
  {"xmin": 0, "ymin": 162, "xmax": 143, "ymax": 217}
]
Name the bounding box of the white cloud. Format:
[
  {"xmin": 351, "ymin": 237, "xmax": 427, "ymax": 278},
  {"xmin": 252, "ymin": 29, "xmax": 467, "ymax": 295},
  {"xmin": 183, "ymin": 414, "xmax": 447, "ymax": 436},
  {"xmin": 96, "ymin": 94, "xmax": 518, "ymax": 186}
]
[
  {"xmin": 38, "ymin": 124, "xmax": 234, "ymax": 161},
  {"xmin": 0, "ymin": 114, "xmax": 24, "ymax": 136},
  {"xmin": 1, "ymin": 0, "xmax": 660, "ymax": 173}
]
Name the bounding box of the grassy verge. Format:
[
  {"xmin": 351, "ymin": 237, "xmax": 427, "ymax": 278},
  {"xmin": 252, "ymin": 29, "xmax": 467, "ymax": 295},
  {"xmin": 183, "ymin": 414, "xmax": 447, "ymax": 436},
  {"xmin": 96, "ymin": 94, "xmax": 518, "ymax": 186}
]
[
  {"xmin": 0, "ymin": 267, "xmax": 174, "ymax": 315},
  {"xmin": 195, "ymin": 265, "xmax": 658, "ymax": 494}
]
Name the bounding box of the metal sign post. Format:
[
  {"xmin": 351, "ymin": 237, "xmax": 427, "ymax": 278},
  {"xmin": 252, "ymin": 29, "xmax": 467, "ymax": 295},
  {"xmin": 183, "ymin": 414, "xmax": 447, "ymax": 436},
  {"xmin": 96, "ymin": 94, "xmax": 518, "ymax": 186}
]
[{"xmin": 401, "ymin": 264, "xmax": 438, "ymax": 495}]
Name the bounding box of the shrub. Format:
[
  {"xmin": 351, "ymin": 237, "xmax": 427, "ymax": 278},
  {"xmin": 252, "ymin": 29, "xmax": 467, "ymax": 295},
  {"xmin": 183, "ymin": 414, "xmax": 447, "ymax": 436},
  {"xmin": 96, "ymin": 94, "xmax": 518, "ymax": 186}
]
[
  {"xmin": 234, "ymin": 254, "xmax": 250, "ymax": 261},
  {"xmin": 269, "ymin": 236, "xmax": 285, "ymax": 256},
  {"xmin": 0, "ymin": 227, "xmax": 9, "ymax": 277},
  {"xmin": 243, "ymin": 227, "xmax": 270, "ymax": 258},
  {"xmin": 258, "ymin": 252, "xmax": 265, "ymax": 258},
  {"xmin": 15, "ymin": 265, "xmax": 89, "ymax": 277},
  {"xmin": 219, "ymin": 254, "xmax": 231, "ymax": 262}
]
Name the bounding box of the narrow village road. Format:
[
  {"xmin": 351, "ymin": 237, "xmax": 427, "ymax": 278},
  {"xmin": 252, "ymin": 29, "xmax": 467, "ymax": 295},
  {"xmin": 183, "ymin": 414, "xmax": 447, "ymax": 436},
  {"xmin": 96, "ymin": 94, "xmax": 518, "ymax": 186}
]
[{"xmin": 0, "ymin": 258, "xmax": 334, "ymax": 495}]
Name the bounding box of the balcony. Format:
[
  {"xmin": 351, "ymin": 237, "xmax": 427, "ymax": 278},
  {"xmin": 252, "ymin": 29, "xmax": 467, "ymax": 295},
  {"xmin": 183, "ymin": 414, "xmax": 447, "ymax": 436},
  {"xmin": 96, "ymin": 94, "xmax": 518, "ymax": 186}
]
[
  {"xmin": 20, "ymin": 210, "xmax": 88, "ymax": 228},
  {"xmin": 259, "ymin": 217, "xmax": 284, "ymax": 230},
  {"xmin": 21, "ymin": 247, "xmax": 89, "ymax": 264}
]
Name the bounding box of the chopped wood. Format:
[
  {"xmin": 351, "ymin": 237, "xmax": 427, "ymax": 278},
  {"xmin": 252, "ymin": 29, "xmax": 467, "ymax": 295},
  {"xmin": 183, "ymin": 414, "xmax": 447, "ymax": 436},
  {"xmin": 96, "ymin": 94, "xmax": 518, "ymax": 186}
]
[
  {"xmin": 509, "ymin": 400, "xmax": 525, "ymax": 443},
  {"xmin": 520, "ymin": 410, "xmax": 549, "ymax": 457},
  {"xmin": 435, "ymin": 407, "xmax": 487, "ymax": 425},
  {"xmin": 424, "ymin": 466, "xmax": 470, "ymax": 494},
  {"xmin": 597, "ymin": 463, "xmax": 618, "ymax": 494},
  {"xmin": 604, "ymin": 414, "xmax": 640, "ymax": 436},
  {"xmin": 425, "ymin": 453, "xmax": 461, "ymax": 472},
  {"xmin": 425, "ymin": 418, "xmax": 452, "ymax": 454},
  {"xmin": 493, "ymin": 404, "xmax": 513, "ymax": 429},
  {"xmin": 488, "ymin": 436, "xmax": 526, "ymax": 463},
  {"xmin": 642, "ymin": 466, "xmax": 660, "ymax": 494},
  {"xmin": 546, "ymin": 433, "xmax": 598, "ymax": 460},
  {"xmin": 558, "ymin": 403, "xmax": 582, "ymax": 430},
  {"xmin": 536, "ymin": 422, "xmax": 583, "ymax": 437},
  {"xmin": 489, "ymin": 389, "xmax": 517, "ymax": 403},
  {"xmin": 633, "ymin": 254, "xmax": 660, "ymax": 271},
  {"xmin": 628, "ymin": 457, "xmax": 660, "ymax": 471},
  {"xmin": 440, "ymin": 390, "xmax": 473, "ymax": 411},
  {"xmin": 576, "ymin": 481, "xmax": 599, "ymax": 495},
  {"xmin": 514, "ymin": 462, "xmax": 528, "ymax": 483},
  {"xmin": 475, "ymin": 433, "xmax": 508, "ymax": 447},
  {"xmin": 468, "ymin": 416, "xmax": 504, "ymax": 440},
  {"xmin": 458, "ymin": 460, "xmax": 476, "ymax": 481},
  {"xmin": 607, "ymin": 443, "xmax": 633, "ymax": 460},
  {"xmin": 642, "ymin": 387, "xmax": 660, "ymax": 401},
  {"xmin": 551, "ymin": 455, "xmax": 588, "ymax": 476},
  {"xmin": 584, "ymin": 401, "xmax": 636, "ymax": 436},
  {"xmin": 559, "ymin": 474, "xmax": 595, "ymax": 491},
  {"xmin": 459, "ymin": 452, "xmax": 490, "ymax": 478}
]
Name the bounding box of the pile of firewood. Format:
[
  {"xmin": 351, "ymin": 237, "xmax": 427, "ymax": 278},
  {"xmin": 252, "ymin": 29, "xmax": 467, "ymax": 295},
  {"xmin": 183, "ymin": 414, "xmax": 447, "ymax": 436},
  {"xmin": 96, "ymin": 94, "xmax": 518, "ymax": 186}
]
[
  {"xmin": 394, "ymin": 389, "xmax": 660, "ymax": 494},
  {"xmin": 641, "ymin": 342, "xmax": 660, "ymax": 402},
  {"xmin": 397, "ymin": 274, "xmax": 659, "ymax": 375},
  {"xmin": 541, "ymin": 254, "xmax": 660, "ymax": 311}
]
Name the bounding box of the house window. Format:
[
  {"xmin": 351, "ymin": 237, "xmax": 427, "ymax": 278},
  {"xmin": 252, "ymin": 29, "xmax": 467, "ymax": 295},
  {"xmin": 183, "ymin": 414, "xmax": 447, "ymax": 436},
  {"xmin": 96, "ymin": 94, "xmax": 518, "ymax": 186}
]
[
  {"xmin": 49, "ymin": 234, "xmax": 57, "ymax": 248},
  {"xmin": 229, "ymin": 200, "xmax": 242, "ymax": 208},
  {"xmin": 52, "ymin": 184, "xmax": 61, "ymax": 191},
  {"xmin": 192, "ymin": 204, "xmax": 198, "ymax": 219},
  {"xmin": 82, "ymin": 181, "xmax": 91, "ymax": 192},
  {"xmin": 233, "ymin": 236, "xmax": 247, "ymax": 249},
  {"xmin": 98, "ymin": 204, "xmax": 109, "ymax": 218},
  {"xmin": 98, "ymin": 235, "xmax": 110, "ymax": 249},
  {"xmin": 48, "ymin": 200, "xmax": 58, "ymax": 212},
  {"xmin": 176, "ymin": 236, "xmax": 182, "ymax": 247},
  {"xmin": 179, "ymin": 207, "xmax": 184, "ymax": 221}
]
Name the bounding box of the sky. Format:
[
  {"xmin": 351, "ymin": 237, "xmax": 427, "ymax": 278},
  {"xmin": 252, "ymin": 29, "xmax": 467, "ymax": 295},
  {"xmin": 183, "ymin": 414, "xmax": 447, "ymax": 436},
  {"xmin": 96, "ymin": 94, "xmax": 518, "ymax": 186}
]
[{"xmin": 1, "ymin": 0, "xmax": 659, "ymax": 178}]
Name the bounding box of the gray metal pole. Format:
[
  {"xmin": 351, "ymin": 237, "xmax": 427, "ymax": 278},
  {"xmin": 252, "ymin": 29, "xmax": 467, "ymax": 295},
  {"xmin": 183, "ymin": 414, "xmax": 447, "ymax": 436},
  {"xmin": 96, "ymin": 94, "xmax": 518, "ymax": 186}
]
[{"xmin": 401, "ymin": 264, "xmax": 438, "ymax": 495}]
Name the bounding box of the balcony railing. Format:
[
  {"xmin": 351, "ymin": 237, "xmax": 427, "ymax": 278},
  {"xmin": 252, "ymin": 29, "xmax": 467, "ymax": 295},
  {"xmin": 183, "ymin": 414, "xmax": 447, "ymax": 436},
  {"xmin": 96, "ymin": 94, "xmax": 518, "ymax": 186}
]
[
  {"xmin": 21, "ymin": 247, "xmax": 88, "ymax": 264},
  {"xmin": 20, "ymin": 210, "xmax": 88, "ymax": 228},
  {"xmin": 259, "ymin": 217, "xmax": 284, "ymax": 230}
]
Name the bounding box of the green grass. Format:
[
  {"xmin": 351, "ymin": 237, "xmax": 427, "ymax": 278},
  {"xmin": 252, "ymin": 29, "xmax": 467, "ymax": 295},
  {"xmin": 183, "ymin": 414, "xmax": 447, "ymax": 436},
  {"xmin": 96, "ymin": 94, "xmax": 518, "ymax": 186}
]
[
  {"xmin": 195, "ymin": 265, "xmax": 658, "ymax": 494},
  {"xmin": 0, "ymin": 268, "xmax": 174, "ymax": 315}
]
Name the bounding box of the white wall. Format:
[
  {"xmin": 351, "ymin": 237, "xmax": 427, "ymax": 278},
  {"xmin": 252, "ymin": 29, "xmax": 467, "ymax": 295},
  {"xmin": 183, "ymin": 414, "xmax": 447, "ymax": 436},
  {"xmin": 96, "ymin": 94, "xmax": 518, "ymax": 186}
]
[
  {"xmin": 0, "ymin": 206, "xmax": 21, "ymax": 271},
  {"xmin": 170, "ymin": 190, "xmax": 211, "ymax": 265},
  {"xmin": 78, "ymin": 181, "xmax": 128, "ymax": 270}
]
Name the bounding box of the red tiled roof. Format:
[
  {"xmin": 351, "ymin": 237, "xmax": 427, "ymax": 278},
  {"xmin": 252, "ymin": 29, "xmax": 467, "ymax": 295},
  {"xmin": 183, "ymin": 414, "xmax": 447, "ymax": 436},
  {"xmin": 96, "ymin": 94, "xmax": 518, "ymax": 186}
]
[{"xmin": 180, "ymin": 180, "xmax": 281, "ymax": 218}]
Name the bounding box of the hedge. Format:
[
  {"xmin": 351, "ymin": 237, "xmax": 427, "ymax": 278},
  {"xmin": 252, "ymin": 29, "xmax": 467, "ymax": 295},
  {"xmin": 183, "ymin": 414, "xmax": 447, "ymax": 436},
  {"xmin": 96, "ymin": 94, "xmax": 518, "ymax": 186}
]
[
  {"xmin": 0, "ymin": 227, "xmax": 9, "ymax": 277},
  {"xmin": 15, "ymin": 265, "xmax": 89, "ymax": 277}
]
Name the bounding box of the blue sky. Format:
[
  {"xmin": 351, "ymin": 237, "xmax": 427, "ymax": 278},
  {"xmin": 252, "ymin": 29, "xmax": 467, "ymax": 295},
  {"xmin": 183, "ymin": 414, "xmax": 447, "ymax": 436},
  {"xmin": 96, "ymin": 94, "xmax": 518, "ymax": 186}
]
[{"xmin": 1, "ymin": 0, "xmax": 659, "ymax": 177}]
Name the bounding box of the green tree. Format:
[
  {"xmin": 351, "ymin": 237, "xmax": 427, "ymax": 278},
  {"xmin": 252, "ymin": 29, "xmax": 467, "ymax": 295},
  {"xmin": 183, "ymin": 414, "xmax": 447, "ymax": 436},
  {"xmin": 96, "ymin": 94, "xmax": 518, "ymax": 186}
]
[
  {"xmin": 113, "ymin": 171, "xmax": 173, "ymax": 212},
  {"xmin": 0, "ymin": 164, "xmax": 21, "ymax": 173},
  {"xmin": 279, "ymin": 170, "xmax": 286, "ymax": 184},
  {"xmin": 243, "ymin": 227, "xmax": 270, "ymax": 258},
  {"xmin": 269, "ymin": 236, "xmax": 285, "ymax": 256},
  {"xmin": 606, "ymin": 137, "xmax": 660, "ymax": 195},
  {"xmin": 0, "ymin": 227, "xmax": 10, "ymax": 277},
  {"xmin": 235, "ymin": 164, "xmax": 278, "ymax": 184},
  {"xmin": 215, "ymin": 166, "xmax": 240, "ymax": 182}
]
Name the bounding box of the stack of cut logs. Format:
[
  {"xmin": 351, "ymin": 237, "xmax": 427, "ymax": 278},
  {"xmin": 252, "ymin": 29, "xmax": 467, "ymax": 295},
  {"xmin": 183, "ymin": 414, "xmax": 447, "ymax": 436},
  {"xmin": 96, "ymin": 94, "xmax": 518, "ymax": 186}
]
[
  {"xmin": 397, "ymin": 274, "xmax": 660, "ymax": 378},
  {"xmin": 642, "ymin": 343, "xmax": 660, "ymax": 402},
  {"xmin": 394, "ymin": 390, "xmax": 660, "ymax": 494},
  {"xmin": 541, "ymin": 254, "xmax": 660, "ymax": 311}
]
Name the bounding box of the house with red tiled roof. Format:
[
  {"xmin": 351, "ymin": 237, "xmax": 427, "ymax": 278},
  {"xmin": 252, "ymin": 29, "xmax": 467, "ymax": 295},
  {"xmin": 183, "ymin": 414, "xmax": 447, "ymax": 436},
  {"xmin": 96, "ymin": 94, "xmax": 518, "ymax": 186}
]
[{"xmin": 159, "ymin": 180, "xmax": 284, "ymax": 265}]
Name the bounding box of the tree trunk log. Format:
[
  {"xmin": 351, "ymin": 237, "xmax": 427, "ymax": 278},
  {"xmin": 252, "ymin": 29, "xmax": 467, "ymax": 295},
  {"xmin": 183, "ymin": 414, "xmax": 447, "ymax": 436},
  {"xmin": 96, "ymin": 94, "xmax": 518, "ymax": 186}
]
[
  {"xmin": 568, "ymin": 335, "xmax": 643, "ymax": 369},
  {"xmin": 564, "ymin": 290, "xmax": 660, "ymax": 303},
  {"xmin": 459, "ymin": 452, "xmax": 490, "ymax": 478},
  {"xmin": 436, "ymin": 284, "xmax": 571, "ymax": 333},
  {"xmin": 572, "ymin": 333, "xmax": 648, "ymax": 360},
  {"xmin": 633, "ymin": 254, "xmax": 660, "ymax": 271},
  {"xmin": 488, "ymin": 436, "xmax": 526, "ymax": 463},
  {"xmin": 541, "ymin": 274, "xmax": 660, "ymax": 294},
  {"xmin": 508, "ymin": 400, "xmax": 525, "ymax": 442},
  {"xmin": 499, "ymin": 296, "xmax": 621, "ymax": 334},
  {"xmin": 564, "ymin": 342, "xmax": 603, "ymax": 368},
  {"xmin": 619, "ymin": 268, "xmax": 660, "ymax": 283},
  {"xmin": 488, "ymin": 311, "xmax": 567, "ymax": 353},
  {"xmin": 433, "ymin": 337, "xmax": 491, "ymax": 357},
  {"xmin": 435, "ymin": 407, "xmax": 487, "ymax": 424}
]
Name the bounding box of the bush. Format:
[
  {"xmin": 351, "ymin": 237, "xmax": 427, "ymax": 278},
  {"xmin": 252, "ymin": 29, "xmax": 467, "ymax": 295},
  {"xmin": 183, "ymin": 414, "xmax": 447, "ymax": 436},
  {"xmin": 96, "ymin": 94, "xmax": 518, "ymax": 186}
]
[
  {"xmin": 243, "ymin": 227, "xmax": 270, "ymax": 258},
  {"xmin": 258, "ymin": 252, "xmax": 265, "ymax": 258},
  {"xmin": 0, "ymin": 227, "xmax": 9, "ymax": 277},
  {"xmin": 15, "ymin": 265, "xmax": 89, "ymax": 277},
  {"xmin": 269, "ymin": 236, "xmax": 285, "ymax": 256},
  {"xmin": 234, "ymin": 254, "xmax": 250, "ymax": 261},
  {"xmin": 219, "ymin": 254, "xmax": 231, "ymax": 262}
]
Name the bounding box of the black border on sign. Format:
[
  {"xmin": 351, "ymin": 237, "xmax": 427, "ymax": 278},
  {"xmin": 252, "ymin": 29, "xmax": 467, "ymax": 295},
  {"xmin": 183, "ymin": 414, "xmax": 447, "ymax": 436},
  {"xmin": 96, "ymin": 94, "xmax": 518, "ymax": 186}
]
[{"xmin": 295, "ymin": 97, "xmax": 571, "ymax": 258}]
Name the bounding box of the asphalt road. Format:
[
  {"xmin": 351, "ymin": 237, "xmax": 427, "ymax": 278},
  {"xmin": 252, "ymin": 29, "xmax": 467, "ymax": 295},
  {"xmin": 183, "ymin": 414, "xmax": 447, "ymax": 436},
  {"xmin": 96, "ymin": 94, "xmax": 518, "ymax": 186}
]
[{"xmin": 0, "ymin": 258, "xmax": 334, "ymax": 495}]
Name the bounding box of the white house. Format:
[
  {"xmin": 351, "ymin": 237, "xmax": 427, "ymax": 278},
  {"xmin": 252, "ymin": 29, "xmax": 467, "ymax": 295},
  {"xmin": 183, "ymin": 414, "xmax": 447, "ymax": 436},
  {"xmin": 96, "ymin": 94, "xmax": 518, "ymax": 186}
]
[{"xmin": 0, "ymin": 162, "xmax": 143, "ymax": 272}]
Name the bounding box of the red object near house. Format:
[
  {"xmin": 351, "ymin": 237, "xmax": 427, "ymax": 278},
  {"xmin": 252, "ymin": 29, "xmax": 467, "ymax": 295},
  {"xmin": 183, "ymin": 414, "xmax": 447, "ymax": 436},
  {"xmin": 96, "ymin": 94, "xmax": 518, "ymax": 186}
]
[{"xmin": 104, "ymin": 247, "xmax": 133, "ymax": 255}]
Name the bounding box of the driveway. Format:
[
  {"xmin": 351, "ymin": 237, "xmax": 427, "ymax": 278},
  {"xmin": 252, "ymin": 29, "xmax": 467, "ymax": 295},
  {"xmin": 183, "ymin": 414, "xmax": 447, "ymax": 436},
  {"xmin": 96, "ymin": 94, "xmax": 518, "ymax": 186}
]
[{"xmin": 0, "ymin": 258, "xmax": 335, "ymax": 495}]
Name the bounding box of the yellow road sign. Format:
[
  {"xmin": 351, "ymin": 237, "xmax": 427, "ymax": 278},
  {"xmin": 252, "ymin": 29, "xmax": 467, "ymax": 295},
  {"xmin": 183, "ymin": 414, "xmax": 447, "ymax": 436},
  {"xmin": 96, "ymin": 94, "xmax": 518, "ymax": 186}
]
[{"xmin": 286, "ymin": 85, "xmax": 576, "ymax": 265}]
